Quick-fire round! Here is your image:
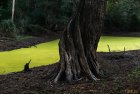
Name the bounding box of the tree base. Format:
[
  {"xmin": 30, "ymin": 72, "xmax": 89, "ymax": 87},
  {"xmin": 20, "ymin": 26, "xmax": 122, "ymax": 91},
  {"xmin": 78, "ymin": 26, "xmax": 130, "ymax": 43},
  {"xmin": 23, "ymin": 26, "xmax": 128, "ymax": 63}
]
[{"xmin": 50, "ymin": 0, "xmax": 106, "ymax": 83}]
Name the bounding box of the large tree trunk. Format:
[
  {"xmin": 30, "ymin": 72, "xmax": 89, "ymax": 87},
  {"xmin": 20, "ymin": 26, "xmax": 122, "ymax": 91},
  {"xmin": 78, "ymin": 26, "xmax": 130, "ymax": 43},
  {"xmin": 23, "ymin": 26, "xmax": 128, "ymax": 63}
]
[{"xmin": 53, "ymin": 0, "xmax": 106, "ymax": 83}]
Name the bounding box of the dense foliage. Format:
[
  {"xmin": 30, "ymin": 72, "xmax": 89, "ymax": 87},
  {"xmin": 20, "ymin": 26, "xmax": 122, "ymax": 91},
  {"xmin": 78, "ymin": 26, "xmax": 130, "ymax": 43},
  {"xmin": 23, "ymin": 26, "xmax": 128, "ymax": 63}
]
[
  {"xmin": 14, "ymin": 0, "xmax": 73, "ymax": 32},
  {"xmin": 105, "ymin": 0, "xmax": 140, "ymax": 32},
  {"xmin": 0, "ymin": 0, "xmax": 73, "ymax": 37},
  {"xmin": 0, "ymin": 19, "xmax": 16, "ymax": 38},
  {"xmin": 0, "ymin": 0, "xmax": 140, "ymax": 38},
  {"xmin": 0, "ymin": 0, "xmax": 11, "ymax": 21}
]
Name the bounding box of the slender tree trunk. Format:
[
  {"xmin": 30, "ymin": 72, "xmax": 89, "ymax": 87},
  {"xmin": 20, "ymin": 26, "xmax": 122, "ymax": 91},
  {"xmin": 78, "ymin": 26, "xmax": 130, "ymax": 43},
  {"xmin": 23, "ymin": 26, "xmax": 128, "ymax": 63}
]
[
  {"xmin": 12, "ymin": 0, "xmax": 16, "ymax": 22},
  {"xmin": 52, "ymin": 0, "xmax": 106, "ymax": 83}
]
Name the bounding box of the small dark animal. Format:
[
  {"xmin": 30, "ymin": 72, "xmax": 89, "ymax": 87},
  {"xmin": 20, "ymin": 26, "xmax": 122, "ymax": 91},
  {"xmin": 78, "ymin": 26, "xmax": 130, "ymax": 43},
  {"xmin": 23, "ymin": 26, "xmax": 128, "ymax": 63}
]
[{"xmin": 24, "ymin": 60, "xmax": 31, "ymax": 72}]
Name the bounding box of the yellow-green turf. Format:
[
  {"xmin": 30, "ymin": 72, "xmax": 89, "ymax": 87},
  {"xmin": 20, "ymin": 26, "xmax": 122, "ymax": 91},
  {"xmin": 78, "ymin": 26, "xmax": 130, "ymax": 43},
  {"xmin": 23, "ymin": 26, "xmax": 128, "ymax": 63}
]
[
  {"xmin": 97, "ymin": 36, "xmax": 140, "ymax": 52},
  {"xmin": 0, "ymin": 36, "xmax": 140, "ymax": 74}
]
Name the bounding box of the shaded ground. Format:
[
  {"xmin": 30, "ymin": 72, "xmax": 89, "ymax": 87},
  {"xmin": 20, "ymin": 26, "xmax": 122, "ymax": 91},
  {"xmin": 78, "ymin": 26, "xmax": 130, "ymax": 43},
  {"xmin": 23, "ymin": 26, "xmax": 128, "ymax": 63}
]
[
  {"xmin": 0, "ymin": 50, "xmax": 139, "ymax": 94},
  {"xmin": 103, "ymin": 31, "xmax": 140, "ymax": 37},
  {"xmin": 0, "ymin": 34, "xmax": 60, "ymax": 52}
]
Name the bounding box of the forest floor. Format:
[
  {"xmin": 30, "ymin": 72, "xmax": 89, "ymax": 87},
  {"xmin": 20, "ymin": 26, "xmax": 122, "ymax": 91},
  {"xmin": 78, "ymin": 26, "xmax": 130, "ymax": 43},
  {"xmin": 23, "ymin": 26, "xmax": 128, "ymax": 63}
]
[
  {"xmin": 0, "ymin": 34, "xmax": 60, "ymax": 52},
  {"xmin": 0, "ymin": 50, "xmax": 139, "ymax": 94},
  {"xmin": 0, "ymin": 33, "xmax": 140, "ymax": 94}
]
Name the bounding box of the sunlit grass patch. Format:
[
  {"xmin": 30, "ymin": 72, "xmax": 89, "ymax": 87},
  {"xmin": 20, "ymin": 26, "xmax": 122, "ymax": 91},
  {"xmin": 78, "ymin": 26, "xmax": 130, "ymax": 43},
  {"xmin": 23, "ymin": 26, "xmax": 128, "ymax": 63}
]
[
  {"xmin": 0, "ymin": 36, "xmax": 140, "ymax": 74},
  {"xmin": 97, "ymin": 36, "xmax": 140, "ymax": 52},
  {"xmin": 0, "ymin": 40, "xmax": 59, "ymax": 74}
]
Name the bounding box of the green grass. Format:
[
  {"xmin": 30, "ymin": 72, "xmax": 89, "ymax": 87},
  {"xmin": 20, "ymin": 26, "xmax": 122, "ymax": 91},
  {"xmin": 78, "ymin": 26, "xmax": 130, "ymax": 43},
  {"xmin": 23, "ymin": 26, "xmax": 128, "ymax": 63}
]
[
  {"xmin": 0, "ymin": 36, "xmax": 140, "ymax": 74},
  {"xmin": 0, "ymin": 40, "xmax": 59, "ymax": 74},
  {"xmin": 97, "ymin": 36, "xmax": 140, "ymax": 52}
]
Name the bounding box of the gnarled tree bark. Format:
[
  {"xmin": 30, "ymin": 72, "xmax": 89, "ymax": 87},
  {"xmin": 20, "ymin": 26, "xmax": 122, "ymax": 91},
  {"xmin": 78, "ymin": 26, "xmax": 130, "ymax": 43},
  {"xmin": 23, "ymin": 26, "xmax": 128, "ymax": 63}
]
[{"xmin": 52, "ymin": 0, "xmax": 106, "ymax": 83}]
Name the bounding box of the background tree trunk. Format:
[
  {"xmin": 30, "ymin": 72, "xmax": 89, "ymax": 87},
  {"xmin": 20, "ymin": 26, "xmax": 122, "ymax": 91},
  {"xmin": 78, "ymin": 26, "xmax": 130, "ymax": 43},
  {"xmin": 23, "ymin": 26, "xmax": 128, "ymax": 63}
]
[
  {"xmin": 53, "ymin": 0, "xmax": 106, "ymax": 83},
  {"xmin": 12, "ymin": 0, "xmax": 16, "ymax": 22}
]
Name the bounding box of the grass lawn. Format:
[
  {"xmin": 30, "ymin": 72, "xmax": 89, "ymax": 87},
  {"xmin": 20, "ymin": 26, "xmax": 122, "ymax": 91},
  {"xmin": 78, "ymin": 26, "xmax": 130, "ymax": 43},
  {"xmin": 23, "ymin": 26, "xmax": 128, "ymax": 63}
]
[
  {"xmin": 0, "ymin": 36, "xmax": 140, "ymax": 74},
  {"xmin": 97, "ymin": 36, "xmax": 140, "ymax": 52}
]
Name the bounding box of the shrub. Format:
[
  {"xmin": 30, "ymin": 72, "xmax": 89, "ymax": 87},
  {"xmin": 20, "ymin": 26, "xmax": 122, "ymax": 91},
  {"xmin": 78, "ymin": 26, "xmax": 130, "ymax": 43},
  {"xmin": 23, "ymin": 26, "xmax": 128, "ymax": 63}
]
[
  {"xmin": 25, "ymin": 25, "xmax": 49, "ymax": 36},
  {"xmin": 0, "ymin": 19, "xmax": 17, "ymax": 38},
  {"xmin": 105, "ymin": 0, "xmax": 140, "ymax": 32},
  {"xmin": 130, "ymin": 14, "xmax": 140, "ymax": 31}
]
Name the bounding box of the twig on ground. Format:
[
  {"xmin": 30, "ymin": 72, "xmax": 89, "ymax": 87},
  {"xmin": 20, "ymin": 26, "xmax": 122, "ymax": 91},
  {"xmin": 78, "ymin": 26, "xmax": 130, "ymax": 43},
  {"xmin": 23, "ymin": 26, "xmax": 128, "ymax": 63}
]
[
  {"xmin": 107, "ymin": 44, "xmax": 111, "ymax": 52},
  {"xmin": 24, "ymin": 59, "xmax": 31, "ymax": 72}
]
